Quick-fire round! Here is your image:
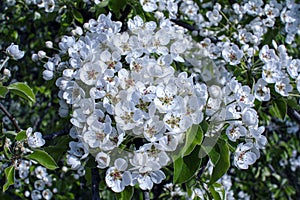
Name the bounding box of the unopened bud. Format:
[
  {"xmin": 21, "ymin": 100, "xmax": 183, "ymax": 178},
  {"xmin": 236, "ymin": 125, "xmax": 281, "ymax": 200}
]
[
  {"xmin": 45, "ymin": 41, "xmax": 53, "ymax": 48},
  {"xmin": 31, "ymin": 53, "xmax": 39, "ymax": 62},
  {"xmin": 38, "ymin": 50, "xmax": 46, "ymax": 58},
  {"xmin": 3, "ymin": 68, "xmax": 11, "ymax": 77}
]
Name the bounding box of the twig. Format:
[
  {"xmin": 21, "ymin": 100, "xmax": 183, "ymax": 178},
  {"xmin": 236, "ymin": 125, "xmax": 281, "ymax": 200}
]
[
  {"xmin": 42, "ymin": 127, "xmax": 70, "ymax": 140},
  {"xmin": 0, "ymin": 56, "xmax": 10, "ymax": 71},
  {"xmin": 287, "ymin": 106, "xmax": 300, "ymax": 125},
  {"xmin": 92, "ymin": 168, "xmax": 101, "ymax": 200},
  {"xmin": 0, "ymin": 102, "xmax": 21, "ymax": 132},
  {"xmin": 170, "ymin": 19, "xmax": 198, "ymax": 32},
  {"xmin": 143, "ymin": 190, "xmax": 150, "ymax": 200}
]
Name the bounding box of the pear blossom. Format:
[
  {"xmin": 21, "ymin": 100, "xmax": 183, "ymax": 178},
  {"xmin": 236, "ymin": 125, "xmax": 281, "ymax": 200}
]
[
  {"xmin": 234, "ymin": 143, "xmax": 258, "ymax": 169},
  {"xmin": 275, "ymin": 77, "xmax": 293, "ymax": 96},
  {"xmin": 254, "ymin": 78, "xmax": 271, "ymax": 101},
  {"xmin": 105, "ymin": 158, "xmax": 132, "ymax": 192},
  {"xmin": 6, "ymin": 43, "xmax": 25, "ymax": 60},
  {"xmin": 26, "ymin": 128, "xmax": 45, "ymax": 148}
]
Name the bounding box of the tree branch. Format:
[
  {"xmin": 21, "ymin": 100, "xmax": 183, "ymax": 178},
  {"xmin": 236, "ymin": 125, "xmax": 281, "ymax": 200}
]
[
  {"xmin": 287, "ymin": 106, "xmax": 300, "ymax": 125},
  {"xmin": 92, "ymin": 168, "xmax": 101, "ymax": 200},
  {"xmin": 0, "ymin": 102, "xmax": 21, "ymax": 132}
]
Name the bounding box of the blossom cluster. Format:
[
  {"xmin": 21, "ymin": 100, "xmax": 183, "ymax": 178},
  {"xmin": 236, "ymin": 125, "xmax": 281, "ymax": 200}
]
[
  {"xmin": 5, "ymin": 0, "xmax": 55, "ymax": 12},
  {"xmin": 35, "ymin": 8, "xmax": 270, "ymax": 192},
  {"xmin": 52, "ymin": 13, "xmax": 210, "ymax": 192},
  {"xmin": 15, "ymin": 163, "xmax": 54, "ymax": 200},
  {"xmin": 144, "ymin": 0, "xmax": 300, "ymax": 99}
]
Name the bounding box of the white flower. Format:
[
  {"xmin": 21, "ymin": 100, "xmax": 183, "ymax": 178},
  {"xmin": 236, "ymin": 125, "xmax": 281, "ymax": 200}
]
[
  {"xmin": 254, "ymin": 78, "xmax": 271, "ymax": 101},
  {"xmin": 154, "ymin": 83, "xmax": 180, "ymax": 113},
  {"xmin": 66, "ymin": 154, "xmax": 81, "ymax": 170},
  {"xmin": 226, "ymin": 122, "xmax": 247, "ymax": 142},
  {"xmin": 80, "ymin": 61, "xmax": 104, "ymax": 85},
  {"xmin": 96, "ymin": 152, "xmax": 110, "ymax": 169},
  {"xmin": 235, "ymin": 85, "xmax": 255, "ymax": 107},
  {"xmin": 34, "ymin": 180, "xmax": 45, "ymax": 190},
  {"xmin": 31, "ymin": 190, "xmax": 42, "ymax": 200},
  {"xmin": 26, "ymin": 128, "xmax": 45, "ymax": 148},
  {"xmin": 234, "ymin": 143, "xmax": 258, "ymax": 169},
  {"xmin": 208, "ymin": 85, "xmax": 222, "ymax": 99},
  {"xmin": 262, "ymin": 61, "xmax": 282, "ymax": 83},
  {"xmin": 275, "ymin": 77, "xmax": 293, "ymax": 96},
  {"xmin": 43, "ymin": 70, "xmax": 54, "ymax": 80},
  {"xmin": 242, "ymin": 108, "xmax": 258, "ymax": 127},
  {"xmin": 140, "ymin": 0, "xmax": 158, "ymax": 12},
  {"xmin": 248, "ymin": 126, "xmax": 267, "ymax": 149},
  {"xmin": 44, "ymin": 0, "xmax": 55, "ymax": 12},
  {"xmin": 105, "ymin": 158, "xmax": 132, "ymax": 193},
  {"xmin": 6, "ymin": 43, "xmax": 25, "ymax": 60},
  {"xmin": 259, "ymin": 45, "xmax": 278, "ymax": 63},
  {"xmin": 222, "ymin": 44, "xmax": 244, "ymax": 65},
  {"xmin": 35, "ymin": 166, "xmax": 48, "ymax": 180},
  {"xmin": 134, "ymin": 170, "xmax": 166, "ymax": 190},
  {"xmin": 42, "ymin": 189, "xmax": 53, "ymax": 200}
]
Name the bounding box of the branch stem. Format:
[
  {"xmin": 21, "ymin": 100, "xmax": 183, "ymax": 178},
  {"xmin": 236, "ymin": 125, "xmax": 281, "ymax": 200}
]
[
  {"xmin": 92, "ymin": 168, "xmax": 101, "ymax": 200},
  {"xmin": 0, "ymin": 102, "xmax": 21, "ymax": 132}
]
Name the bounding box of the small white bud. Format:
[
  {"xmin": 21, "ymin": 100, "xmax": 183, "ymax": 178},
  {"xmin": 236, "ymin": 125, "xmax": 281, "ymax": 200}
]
[
  {"xmin": 3, "ymin": 68, "xmax": 11, "ymax": 77},
  {"xmin": 31, "ymin": 53, "xmax": 39, "ymax": 62},
  {"xmin": 38, "ymin": 50, "xmax": 46, "ymax": 59},
  {"xmin": 45, "ymin": 41, "xmax": 53, "ymax": 48}
]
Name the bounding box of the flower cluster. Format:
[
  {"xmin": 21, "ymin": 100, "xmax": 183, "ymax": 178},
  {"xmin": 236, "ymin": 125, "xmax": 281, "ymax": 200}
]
[
  {"xmin": 51, "ymin": 13, "xmax": 210, "ymax": 192},
  {"xmin": 37, "ymin": 9, "xmax": 270, "ymax": 192},
  {"xmin": 15, "ymin": 163, "xmax": 55, "ymax": 200}
]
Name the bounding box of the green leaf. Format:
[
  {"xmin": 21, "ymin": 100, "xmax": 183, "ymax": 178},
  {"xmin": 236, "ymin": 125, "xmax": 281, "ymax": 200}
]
[
  {"xmin": 25, "ymin": 149, "xmax": 58, "ymax": 170},
  {"xmin": 209, "ymin": 184, "xmax": 222, "ymax": 200},
  {"xmin": 44, "ymin": 146, "xmax": 67, "ymax": 163},
  {"xmin": 0, "ymin": 86, "xmax": 8, "ymax": 98},
  {"xmin": 115, "ymin": 186, "xmax": 134, "ymax": 200},
  {"xmin": 72, "ymin": 9, "xmax": 84, "ymax": 24},
  {"xmin": 209, "ymin": 139, "xmax": 230, "ymax": 184},
  {"xmin": 7, "ymin": 82, "xmax": 36, "ymax": 103},
  {"xmin": 108, "ymin": 0, "xmax": 127, "ymax": 18},
  {"xmin": 15, "ymin": 130, "xmax": 26, "ymax": 141},
  {"xmin": 181, "ymin": 125, "xmax": 203, "ymax": 157},
  {"xmin": 269, "ymin": 98, "xmax": 287, "ymax": 120},
  {"xmin": 3, "ymin": 166, "xmax": 15, "ymax": 192},
  {"xmin": 207, "ymin": 147, "xmax": 220, "ymax": 166},
  {"xmin": 287, "ymin": 98, "xmax": 300, "ymax": 110},
  {"xmin": 95, "ymin": 0, "xmax": 109, "ymax": 8},
  {"xmin": 173, "ymin": 145, "xmax": 202, "ymax": 184}
]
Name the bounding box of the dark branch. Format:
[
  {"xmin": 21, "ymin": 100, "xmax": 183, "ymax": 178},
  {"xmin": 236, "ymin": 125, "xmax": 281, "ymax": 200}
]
[
  {"xmin": 42, "ymin": 127, "xmax": 70, "ymax": 140},
  {"xmin": 170, "ymin": 19, "xmax": 198, "ymax": 32},
  {"xmin": 287, "ymin": 106, "xmax": 300, "ymax": 125},
  {"xmin": 92, "ymin": 168, "xmax": 101, "ymax": 200},
  {"xmin": 0, "ymin": 102, "xmax": 21, "ymax": 132}
]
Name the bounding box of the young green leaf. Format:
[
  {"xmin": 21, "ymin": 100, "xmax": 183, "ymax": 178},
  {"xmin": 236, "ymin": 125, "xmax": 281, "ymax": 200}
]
[
  {"xmin": 15, "ymin": 130, "xmax": 27, "ymax": 141},
  {"xmin": 209, "ymin": 184, "xmax": 222, "ymax": 200},
  {"xmin": 115, "ymin": 186, "xmax": 134, "ymax": 200},
  {"xmin": 25, "ymin": 149, "xmax": 58, "ymax": 170},
  {"xmin": 7, "ymin": 82, "xmax": 36, "ymax": 103},
  {"xmin": 0, "ymin": 86, "xmax": 8, "ymax": 98},
  {"xmin": 173, "ymin": 145, "xmax": 202, "ymax": 184},
  {"xmin": 269, "ymin": 98, "xmax": 287, "ymax": 120},
  {"xmin": 72, "ymin": 9, "xmax": 84, "ymax": 24},
  {"xmin": 3, "ymin": 166, "xmax": 15, "ymax": 192},
  {"xmin": 181, "ymin": 125, "xmax": 203, "ymax": 157},
  {"xmin": 209, "ymin": 139, "xmax": 230, "ymax": 184}
]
